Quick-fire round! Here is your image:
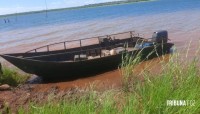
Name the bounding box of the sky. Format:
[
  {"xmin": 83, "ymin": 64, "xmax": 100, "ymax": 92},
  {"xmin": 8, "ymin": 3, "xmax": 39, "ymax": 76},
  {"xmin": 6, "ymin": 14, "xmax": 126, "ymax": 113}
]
[{"xmin": 0, "ymin": 0, "xmax": 121, "ymax": 15}]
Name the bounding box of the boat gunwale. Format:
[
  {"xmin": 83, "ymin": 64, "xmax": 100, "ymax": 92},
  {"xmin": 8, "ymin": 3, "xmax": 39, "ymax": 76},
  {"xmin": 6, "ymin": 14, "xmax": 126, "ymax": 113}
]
[
  {"xmin": 2, "ymin": 47, "xmax": 136, "ymax": 63},
  {"xmin": 25, "ymin": 31, "xmax": 137, "ymax": 53},
  {"xmin": 1, "ymin": 51, "xmax": 126, "ymax": 64}
]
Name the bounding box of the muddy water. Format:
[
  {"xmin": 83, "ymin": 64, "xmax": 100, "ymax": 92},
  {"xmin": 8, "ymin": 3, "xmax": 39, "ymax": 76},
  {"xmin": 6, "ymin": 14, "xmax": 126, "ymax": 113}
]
[
  {"xmin": 1, "ymin": 10, "xmax": 200, "ymax": 54},
  {"xmin": 1, "ymin": 4, "xmax": 200, "ymax": 91}
]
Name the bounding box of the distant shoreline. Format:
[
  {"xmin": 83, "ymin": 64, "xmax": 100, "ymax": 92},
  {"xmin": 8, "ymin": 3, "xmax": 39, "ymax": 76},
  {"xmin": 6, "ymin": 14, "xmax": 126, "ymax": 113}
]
[
  {"xmin": 74, "ymin": 0, "xmax": 150, "ymax": 9},
  {"xmin": 0, "ymin": 0, "xmax": 151, "ymax": 17}
]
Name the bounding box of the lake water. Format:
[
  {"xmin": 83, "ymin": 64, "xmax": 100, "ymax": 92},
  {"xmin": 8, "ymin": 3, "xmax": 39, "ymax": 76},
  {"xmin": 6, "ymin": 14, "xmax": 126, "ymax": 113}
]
[{"xmin": 0, "ymin": 0, "xmax": 200, "ymax": 54}]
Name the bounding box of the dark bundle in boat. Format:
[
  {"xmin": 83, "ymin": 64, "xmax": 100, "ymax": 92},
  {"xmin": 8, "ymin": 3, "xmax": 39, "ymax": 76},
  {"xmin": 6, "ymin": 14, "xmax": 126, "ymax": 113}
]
[{"xmin": 0, "ymin": 30, "xmax": 174, "ymax": 79}]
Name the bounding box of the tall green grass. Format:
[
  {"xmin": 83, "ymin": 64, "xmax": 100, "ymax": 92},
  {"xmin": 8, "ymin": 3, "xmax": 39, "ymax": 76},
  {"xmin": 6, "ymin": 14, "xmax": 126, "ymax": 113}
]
[
  {"xmin": 121, "ymin": 49, "xmax": 200, "ymax": 113},
  {"xmin": 120, "ymin": 52, "xmax": 141, "ymax": 92},
  {"xmin": 0, "ymin": 67, "xmax": 29, "ymax": 86},
  {"xmin": 15, "ymin": 48, "xmax": 200, "ymax": 113}
]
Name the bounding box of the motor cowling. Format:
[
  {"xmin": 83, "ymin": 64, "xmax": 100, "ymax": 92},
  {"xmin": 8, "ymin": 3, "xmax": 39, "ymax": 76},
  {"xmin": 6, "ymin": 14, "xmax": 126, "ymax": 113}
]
[{"xmin": 152, "ymin": 30, "xmax": 168, "ymax": 43}]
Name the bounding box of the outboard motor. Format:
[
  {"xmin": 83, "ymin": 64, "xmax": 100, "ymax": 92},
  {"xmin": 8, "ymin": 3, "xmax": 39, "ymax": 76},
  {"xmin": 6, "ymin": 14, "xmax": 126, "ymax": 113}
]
[{"xmin": 152, "ymin": 30, "xmax": 168, "ymax": 43}]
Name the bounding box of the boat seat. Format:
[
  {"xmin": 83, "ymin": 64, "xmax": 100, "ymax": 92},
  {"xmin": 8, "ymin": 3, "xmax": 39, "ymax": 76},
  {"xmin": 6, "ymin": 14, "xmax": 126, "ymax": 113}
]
[
  {"xmin": 74, "ymin": 54, "xmax": 87, "ymax": 61},
  {"xmin": 126, "ymin": 47, "xmax": 138, "ymax": 52},
  {"xmin": 135, "ymin": 42, "xmax": 154, "ymax": 49},
  {"xmin": 88, "ymin": 56, "xmax": 100, "ymax": 60},
  {"xmin": 114, "ymin": 47, "xmax": 126, "ymax": 54},
  {"xmin": 101, "ymin": 50, "xmax": 110, "ymax": 56}
]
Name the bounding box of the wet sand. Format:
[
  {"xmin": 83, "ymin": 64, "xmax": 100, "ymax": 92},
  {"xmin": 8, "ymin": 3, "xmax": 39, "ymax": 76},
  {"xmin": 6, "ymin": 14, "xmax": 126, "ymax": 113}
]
[{"xmin": 0, "ymin": 9, "xmax": 200, "ymax": 91}]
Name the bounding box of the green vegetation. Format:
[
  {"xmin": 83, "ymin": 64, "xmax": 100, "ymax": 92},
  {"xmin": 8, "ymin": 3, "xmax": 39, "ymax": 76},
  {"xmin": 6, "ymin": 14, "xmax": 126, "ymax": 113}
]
[
  {"xmin": 0, "ymin": 67, "xmax": 29, "ymax": 86},
  {"xmin": 120, "ymin": 52, "xmax": 141, "ymax": 92},
  {"xmin": 17, "ymin": 51, "xmax": 200, "ymax": 114}
]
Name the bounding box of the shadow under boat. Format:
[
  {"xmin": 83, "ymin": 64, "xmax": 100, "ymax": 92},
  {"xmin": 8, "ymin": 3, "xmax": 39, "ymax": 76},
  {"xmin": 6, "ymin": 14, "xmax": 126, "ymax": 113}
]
[{"xmin": 0, "ymin": 30, "xmax": 174, "ymax": 81}]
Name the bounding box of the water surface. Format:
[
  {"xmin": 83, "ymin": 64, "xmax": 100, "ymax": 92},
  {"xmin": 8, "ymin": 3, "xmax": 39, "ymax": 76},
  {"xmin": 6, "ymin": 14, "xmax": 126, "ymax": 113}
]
[{"xmin": 0, "ymin": 0, "xmax": 200, "ymax": 54}]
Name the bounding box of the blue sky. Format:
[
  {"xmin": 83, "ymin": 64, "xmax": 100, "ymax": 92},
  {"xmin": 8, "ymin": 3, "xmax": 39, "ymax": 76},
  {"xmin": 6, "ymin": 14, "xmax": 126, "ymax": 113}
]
[{"xmin": 0, "ymin": 0, "xmax": 121, "ymax": 15}]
